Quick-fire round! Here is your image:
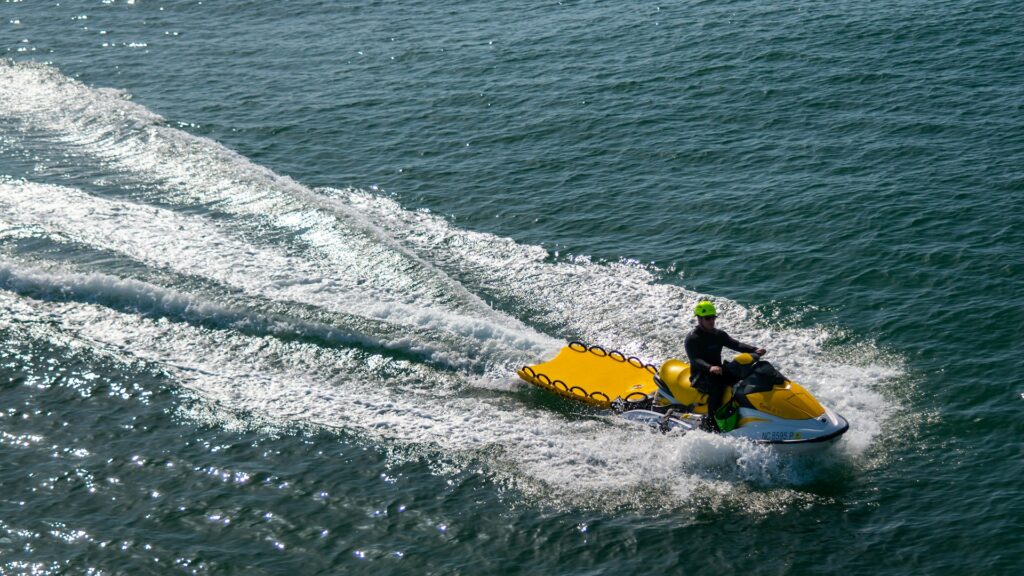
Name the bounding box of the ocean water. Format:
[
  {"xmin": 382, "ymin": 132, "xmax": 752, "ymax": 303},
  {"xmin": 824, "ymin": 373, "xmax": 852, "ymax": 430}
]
[{"xmin": 1, "ymin": 0, "xmax": 1022, "ymax": 574}]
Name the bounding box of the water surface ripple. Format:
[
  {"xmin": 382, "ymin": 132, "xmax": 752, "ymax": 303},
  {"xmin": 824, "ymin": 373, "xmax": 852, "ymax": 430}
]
[{"xmin": 1, "ymin": 1, "xmax": 1022, "ymax": 574}]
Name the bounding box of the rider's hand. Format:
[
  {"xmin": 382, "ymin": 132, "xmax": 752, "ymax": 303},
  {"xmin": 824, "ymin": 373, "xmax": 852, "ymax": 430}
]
[
  {"xmin": 709, "ymin": 366, "xmax": 723, "ymax": 376},
  {"xmin": 755, "ymin": 348, "xmax": 767, "ymax": 356}
]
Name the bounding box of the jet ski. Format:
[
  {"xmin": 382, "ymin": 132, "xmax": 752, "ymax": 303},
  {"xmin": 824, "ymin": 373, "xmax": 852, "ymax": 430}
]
[{"xmin": 518, "ymin": 342, "xmax": 848, "ymax": 452}]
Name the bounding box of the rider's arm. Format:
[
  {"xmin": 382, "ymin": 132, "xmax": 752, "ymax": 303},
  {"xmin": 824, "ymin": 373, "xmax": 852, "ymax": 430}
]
[{"xmin": 719, "ymin": 330, "xmax": 758, "ymax": 354}]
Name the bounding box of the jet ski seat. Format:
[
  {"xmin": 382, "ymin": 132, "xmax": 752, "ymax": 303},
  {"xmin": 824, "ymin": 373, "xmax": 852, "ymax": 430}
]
[{"xmin": 655, "ymin": 359, "xmax": 733, "ymax": 413}]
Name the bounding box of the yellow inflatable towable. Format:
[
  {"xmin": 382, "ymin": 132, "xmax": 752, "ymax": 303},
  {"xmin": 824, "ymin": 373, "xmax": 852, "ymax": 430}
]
[{"xmin": 516, "ymin": 342, "xmax": 659, "ymax": 408}]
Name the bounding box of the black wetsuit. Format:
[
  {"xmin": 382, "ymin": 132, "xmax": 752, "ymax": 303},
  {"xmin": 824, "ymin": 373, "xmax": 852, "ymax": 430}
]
[{"xmin": 684, "ymin": 325, "xmax": 758, "ymax": 431}]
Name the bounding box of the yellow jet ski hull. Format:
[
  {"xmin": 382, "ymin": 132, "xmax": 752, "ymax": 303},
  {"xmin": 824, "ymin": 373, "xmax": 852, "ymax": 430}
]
[{"xmin": 517, "ymin": 342, "xmax": 658, "ymax": 408}]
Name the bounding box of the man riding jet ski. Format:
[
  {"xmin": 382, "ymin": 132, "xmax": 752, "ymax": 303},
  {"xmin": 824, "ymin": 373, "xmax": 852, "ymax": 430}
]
[
  {"xmin": 685, "ymin": 300, "xmax": 765, "ymax": 433},
  {"xmin": 636, "ymin": 349, "xmax": 848, "ymax": 449},
  {"xmin": 517, "ymin": 301, "xmax": 849, "ymax": 451}
]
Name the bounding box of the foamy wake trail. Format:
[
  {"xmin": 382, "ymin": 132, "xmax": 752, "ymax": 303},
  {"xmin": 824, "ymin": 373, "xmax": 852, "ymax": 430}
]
[
  {"xmin": 0, "ymin": 61, "xmax": 542, "ymax": 356},
  {"xmin": 0, "ymin": 60, "xmax": 901, "ymax": 505},
  {"xmin": 0, "ymin": 258, "xmax": 521, "ymax": 370},
  {"xmin": 0, "ymin": 179, "xmax": 556, "ymax": 373}
]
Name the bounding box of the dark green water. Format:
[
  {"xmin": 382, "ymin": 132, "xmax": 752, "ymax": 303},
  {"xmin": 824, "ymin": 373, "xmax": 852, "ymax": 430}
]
[{"xmin": 1, "ymin": 0, "xmax": 1022, "ymax": 573}]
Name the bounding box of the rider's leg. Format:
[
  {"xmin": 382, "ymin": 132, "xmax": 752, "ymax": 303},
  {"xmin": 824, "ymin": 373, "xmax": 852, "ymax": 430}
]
[{"xmin": 697, "ymin": 376, "xmax": 721, "ymax": 432}]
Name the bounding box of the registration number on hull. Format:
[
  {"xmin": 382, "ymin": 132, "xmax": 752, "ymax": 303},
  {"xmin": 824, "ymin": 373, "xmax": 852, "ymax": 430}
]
[{"xmin": 761, "ymin": 431, "xmax": 803, "ymax": 441}]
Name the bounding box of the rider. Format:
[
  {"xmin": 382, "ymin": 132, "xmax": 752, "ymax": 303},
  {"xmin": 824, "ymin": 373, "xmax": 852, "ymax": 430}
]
[{"xmin": 685, "ymin": 300, "xmax": 766, "ymax": 432}]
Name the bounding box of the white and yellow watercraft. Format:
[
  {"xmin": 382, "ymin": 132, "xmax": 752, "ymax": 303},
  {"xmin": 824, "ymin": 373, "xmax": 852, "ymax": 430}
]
[{"xmin": 518, "ymin": 342, "xmax": 848, "ymax": 452}]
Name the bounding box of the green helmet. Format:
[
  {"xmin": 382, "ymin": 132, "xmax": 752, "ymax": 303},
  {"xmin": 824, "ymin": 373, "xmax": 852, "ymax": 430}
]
[{"xmin": 694, "ymin": 300, "xmax": 717, "ymax": 318}]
